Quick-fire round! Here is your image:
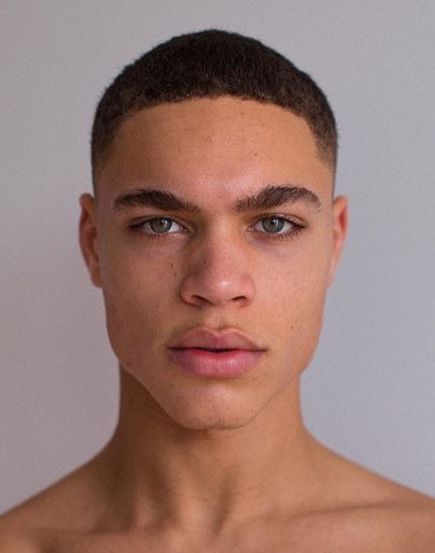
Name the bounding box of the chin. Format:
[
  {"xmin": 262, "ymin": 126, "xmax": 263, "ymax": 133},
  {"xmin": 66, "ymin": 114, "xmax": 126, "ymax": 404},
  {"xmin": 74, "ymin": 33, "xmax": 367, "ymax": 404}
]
[
  {"xmin": 165, "ymin": 410, "xmax": 259, "ymax": 432},
  {"xmin": 153, "ymin": 386, "xmax": 263, "ymax": 432}
]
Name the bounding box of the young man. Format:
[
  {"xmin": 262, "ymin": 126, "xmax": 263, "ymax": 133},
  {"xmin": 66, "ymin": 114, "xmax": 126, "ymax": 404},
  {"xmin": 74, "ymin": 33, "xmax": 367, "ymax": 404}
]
[{"xmin": 1, "ymin": 29, "xmax": 434, "ymax": 552}]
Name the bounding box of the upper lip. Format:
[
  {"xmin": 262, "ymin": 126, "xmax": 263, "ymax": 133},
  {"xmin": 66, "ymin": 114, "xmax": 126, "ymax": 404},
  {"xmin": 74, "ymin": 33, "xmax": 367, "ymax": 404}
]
[{"xmin": 169, "ymin": 328, "xmax": 266, "ymax": 351}]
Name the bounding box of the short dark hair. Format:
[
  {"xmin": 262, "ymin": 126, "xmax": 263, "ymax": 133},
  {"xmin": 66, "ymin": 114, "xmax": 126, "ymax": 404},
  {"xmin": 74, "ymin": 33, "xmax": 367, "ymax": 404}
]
[{"xmin": 91, "ymin": 29, "xmax": 337, "ymax": 189}]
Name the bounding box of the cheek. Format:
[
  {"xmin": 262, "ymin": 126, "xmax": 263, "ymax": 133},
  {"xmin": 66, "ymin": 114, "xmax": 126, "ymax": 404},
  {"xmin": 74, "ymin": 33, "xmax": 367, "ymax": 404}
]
[
  {"xmin": 100, "ymin": 253, "xmax": 174, "ymax": 369},
  {"xmin": 264, "ymin": 247, "xmax": 330, "ymax": 371}
]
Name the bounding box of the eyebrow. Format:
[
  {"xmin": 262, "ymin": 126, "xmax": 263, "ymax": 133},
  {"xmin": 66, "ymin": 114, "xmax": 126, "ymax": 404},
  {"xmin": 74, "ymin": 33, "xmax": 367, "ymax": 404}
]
[{"xmin": 111, "ymin": 184, "xmax": 322, "ymax": 214}]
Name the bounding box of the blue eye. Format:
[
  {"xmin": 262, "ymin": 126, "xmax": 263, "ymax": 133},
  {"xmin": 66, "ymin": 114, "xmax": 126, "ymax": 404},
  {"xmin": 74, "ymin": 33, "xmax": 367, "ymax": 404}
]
[
  {"xmin": 254, "ymin": 216, "xmax": 293, "ymax": 235},
  {"xmin": 131, "ymin": 217, "xmax": 184, "ymax": 238},
  {"xmin": 251, "ymin": 216, "xmax": 305, "ymax": 242}
]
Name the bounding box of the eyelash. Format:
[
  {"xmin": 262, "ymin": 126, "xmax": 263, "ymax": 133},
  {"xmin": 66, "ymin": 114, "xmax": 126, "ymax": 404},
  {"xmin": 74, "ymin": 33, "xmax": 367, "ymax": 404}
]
[{"xmin": 129, "ymin": 215, "xmax": 306, "ymax": 242}]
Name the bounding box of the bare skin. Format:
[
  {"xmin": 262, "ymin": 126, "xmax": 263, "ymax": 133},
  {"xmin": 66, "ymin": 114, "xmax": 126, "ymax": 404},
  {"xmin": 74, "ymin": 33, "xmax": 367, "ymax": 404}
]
[{"xmin": 2, "ymin": 97, "xmax": 434, "ymax": 552}]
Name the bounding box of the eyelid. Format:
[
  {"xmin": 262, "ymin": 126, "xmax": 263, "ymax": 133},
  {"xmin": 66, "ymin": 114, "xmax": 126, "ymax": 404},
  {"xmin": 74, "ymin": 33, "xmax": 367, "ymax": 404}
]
[
  {"xmin": 129, "ymin": 212, "xmax": 306, "ymax": 228},
  {"xmin": 128, "ymin": 213, "xmax": 308, "ymax": 241},
  {"xmin": 129, "ymin": 216, "xmax": 187, "ymax": 233},
  {"xmin": 253, "ymin": 212, "xmax": 307, "ymax": 226}
]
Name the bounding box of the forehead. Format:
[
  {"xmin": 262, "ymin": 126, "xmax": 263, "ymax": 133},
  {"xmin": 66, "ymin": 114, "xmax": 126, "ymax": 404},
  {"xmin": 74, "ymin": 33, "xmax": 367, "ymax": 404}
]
[{"xmin": 96, "ymin": 97, "xmax": 333, "ymax": 204}]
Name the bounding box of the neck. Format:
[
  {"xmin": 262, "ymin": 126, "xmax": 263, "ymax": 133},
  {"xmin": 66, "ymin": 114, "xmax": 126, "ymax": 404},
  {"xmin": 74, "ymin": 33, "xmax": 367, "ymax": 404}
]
[{"xmin": 95, "ymin": 367, "xmax": 326, "ymax": 538}]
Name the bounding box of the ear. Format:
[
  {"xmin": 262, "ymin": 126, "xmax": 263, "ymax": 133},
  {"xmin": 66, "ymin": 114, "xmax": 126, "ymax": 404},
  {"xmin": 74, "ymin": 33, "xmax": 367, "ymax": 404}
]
[
  {"xmin": 78, "ymin": 193, "xmax": 102, "ymax": 288},
  {"xmin": 327, "ymin": 195, "xmax": 348, "ymax": 287}
]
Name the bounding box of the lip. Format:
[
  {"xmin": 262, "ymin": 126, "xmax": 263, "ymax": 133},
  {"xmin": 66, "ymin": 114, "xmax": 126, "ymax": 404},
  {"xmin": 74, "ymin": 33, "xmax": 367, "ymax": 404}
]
[
  {"xmin": 168, "ymin": 328, "xmax": 264, "ymax": 351},
  {"xmin": 167, "ymin": 347, "xmax": 265, "ymax": 378},
  {"xmin": 168, "ymin": 327, "xmax": 267, "ymax": 378}
]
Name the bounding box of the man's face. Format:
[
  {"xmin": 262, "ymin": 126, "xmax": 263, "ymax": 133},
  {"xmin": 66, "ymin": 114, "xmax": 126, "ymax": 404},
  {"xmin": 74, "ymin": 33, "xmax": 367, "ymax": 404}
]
[{"xmin": 80, "ymin": 97, "xmax": 347, "ymax": 430}]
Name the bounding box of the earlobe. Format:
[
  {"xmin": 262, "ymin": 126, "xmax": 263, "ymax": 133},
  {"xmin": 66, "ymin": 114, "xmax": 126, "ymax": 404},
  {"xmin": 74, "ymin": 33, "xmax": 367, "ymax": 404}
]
[
  {"xmin": 78, "ymin": 193, "xmax": 102, "ymax": 288},
  {"xmin": 327, "ymin": 195, "xmax": 348, "ymax": 287}
]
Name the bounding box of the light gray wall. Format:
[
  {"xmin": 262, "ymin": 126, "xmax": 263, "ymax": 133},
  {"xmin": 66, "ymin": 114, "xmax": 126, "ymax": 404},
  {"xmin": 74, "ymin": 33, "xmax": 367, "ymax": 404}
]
[{"xmin": 1, "ymin": 1, "xmax": 434, "ymax": 512}]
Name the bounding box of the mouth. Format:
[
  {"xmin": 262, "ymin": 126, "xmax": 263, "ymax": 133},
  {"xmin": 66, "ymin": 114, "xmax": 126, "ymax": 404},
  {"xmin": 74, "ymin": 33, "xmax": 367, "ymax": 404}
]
[
  {"xmin": 175, "ymin": 347, "xmax": 237, "ymax": 353},
  {"xmin": 167, "ymin": 347, "xmax": 265, "ymax": 378}
]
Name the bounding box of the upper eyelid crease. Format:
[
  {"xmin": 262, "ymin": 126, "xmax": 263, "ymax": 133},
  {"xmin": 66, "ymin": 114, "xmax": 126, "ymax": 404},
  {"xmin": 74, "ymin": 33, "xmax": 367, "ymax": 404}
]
[
  {"xmin": 128, "ymin": 215, "xmax": 306, "ymax": 244},
  {"xmin": 129, "ymin": 213, "xmax": 305, "ymax": 229},
  {"xmin": 129, "ymin": 214, "xmax": 306, "ymax": 235}
]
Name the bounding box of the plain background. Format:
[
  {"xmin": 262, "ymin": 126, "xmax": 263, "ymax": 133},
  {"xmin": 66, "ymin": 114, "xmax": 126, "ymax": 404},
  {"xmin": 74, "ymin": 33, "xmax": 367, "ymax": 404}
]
[{"xmin": 1, "ymin": 1, "xmax": 434, "ymax": 514}]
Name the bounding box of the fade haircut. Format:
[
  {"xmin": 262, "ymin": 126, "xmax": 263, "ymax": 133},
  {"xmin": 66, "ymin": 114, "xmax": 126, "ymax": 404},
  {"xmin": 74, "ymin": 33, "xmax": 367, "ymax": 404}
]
[{"xmin": 91, "ymin": 29, "xmax": 338, "ymax": 190}]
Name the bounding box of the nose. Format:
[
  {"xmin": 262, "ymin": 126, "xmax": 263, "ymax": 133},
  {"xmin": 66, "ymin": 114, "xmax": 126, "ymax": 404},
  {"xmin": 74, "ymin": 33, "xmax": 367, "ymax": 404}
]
[{"xmin": 179, "ymin": 231, "xmax": 256, "ymax": 308}]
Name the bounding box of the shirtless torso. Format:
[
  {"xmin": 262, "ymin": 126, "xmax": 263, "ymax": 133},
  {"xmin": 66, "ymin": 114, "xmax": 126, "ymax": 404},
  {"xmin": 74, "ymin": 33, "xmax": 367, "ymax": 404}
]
[{"xmin": 1, "ymin": 444, "xmax": 434, "ymax": 552}]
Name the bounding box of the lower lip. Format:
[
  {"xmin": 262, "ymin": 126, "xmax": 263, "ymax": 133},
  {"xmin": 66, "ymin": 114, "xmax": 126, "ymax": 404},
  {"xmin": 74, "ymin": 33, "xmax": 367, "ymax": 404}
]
[{"xmin": 167, "ymin": 348, "xmax": 265, "ymax": 378}]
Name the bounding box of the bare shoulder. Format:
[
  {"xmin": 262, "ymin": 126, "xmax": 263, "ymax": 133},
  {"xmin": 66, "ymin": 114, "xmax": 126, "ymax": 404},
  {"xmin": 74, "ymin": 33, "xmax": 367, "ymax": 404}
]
[
  {"xmin": 381, "ymin": 491, "xmax": 435, "ymax": 551},
  {"xmin": 0, "ymin": 495, "xmax": 57, "ymax": 552},
  {"xmin": 0, "ymin": 501, "xmax": 42, "ymax": 552},
  {"xmin": 298, "ymin": 441, "xmax": 434, "ymax": 550},
  {"xmin": 0, "ymin": 453, "xmax": 107, "ymax": 552},
  {"xmin": 319, "ymin": 448, "xmax": 435, "ymax": 551},
  {"xmin": 0, "ymin": 513, "xmax": 40, "ymax": 553},
  {"xmin": 352, "ymin": 494, "xmax": 435, "ymax": 552},
  {"xmin": 310, "ymin": 495, "xmax": 435, "ymax": 553},
  {"xmin": 0, "ymin": 529, "xmax": 40, "ymax": 553}
]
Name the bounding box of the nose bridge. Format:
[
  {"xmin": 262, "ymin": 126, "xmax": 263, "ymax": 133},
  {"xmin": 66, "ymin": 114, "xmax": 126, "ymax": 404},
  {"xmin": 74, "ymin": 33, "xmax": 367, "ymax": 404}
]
[
  {"xmin": 180, "ymin": 221, "xmax": 255, "ymax": 306},
  {"xmin": 195, "ymin": 216, "xmax": 251, "ymax": 269},
  {"xmin": 198, "ymin": 219, "xmax": 238, "ymax": 260}
]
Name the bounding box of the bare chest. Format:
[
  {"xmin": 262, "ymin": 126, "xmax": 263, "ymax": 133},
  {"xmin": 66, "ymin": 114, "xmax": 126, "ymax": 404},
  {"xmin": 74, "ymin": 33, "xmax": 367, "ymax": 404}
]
[{"xmin": 39, "ymin": 518, "xmax": 395, "ymax": 553}]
